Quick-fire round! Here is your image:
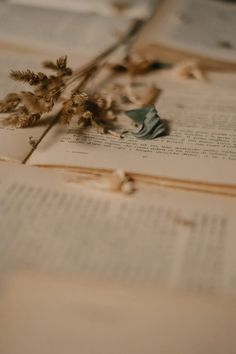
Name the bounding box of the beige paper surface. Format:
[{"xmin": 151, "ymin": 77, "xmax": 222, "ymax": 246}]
[{"xmin": 0, "ymin": 272, "xmax": 236, "ymax": 354}]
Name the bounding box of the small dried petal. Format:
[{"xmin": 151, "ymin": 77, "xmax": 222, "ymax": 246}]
[
  {"xmin": 172, "ymin": 60, "xmax": 206, "ymax": 81},
  {"xmin": 105, "ymin": 110, "xmax": 116, "ymax": 121},
  {"xmin": 82, "ymin": 110, "xmax": 94, "ymax": 121}
]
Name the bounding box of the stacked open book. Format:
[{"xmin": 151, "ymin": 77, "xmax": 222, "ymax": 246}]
[
  {"xmin": 0, "ymin": 0, "xmax": 235, "ymax": 195},
  {"xmin": 0, "ymin": 1, "xmax": 236, "ymax": 353}
]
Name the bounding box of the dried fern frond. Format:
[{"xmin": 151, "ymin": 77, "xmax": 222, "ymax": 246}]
[{"xmin": 10, "ymin": 70, "xmax": 48, "ymax": 85}]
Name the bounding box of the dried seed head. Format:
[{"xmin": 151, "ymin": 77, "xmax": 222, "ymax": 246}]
[
  {"xmin": 10, "ymin": 109, "xmax": 41, "ymax": 128},
  {"xmin": 10, "ymin": 70, "xmax": 48, "ymax": 85},
  {"xmin": 17, "ymin": 113, "xmax": 41, "ymax": 128},
  {"xmin": 20, "ymin": 92, "xmax": 54, "ymax": 114},
  {"xmin": 0, "ymin": 93, "xmax": 21, "ymax": 113},
  {"xmin": 56, "ymin": 56, "xmax": 72, "ymax": 76},
  {"xmin": 43, "ymin": 56, "xmax": 72, "ymax": 76},
  {"xmin": 57, "ymin": 55, "xmax": 67, "ymax": 70},
  {"xmin": 61, "ymin": 99, "xmax": 75, "ymax": 124},
  {"xmin": 3, "ymin": 54, "xmax": 117, "ymax": 133},
  {"xmin": 72, "ymin": 92, "xmax": 89, "ymax": 106}
]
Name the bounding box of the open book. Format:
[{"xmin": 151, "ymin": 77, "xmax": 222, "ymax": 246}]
[
  {"xmin": 0, "ymin": 0, "xmax": 236, "ymax": 196},
  {"xmin": 0, "ymin": 162, "xmax": 236, "ymax": 354},
  {"xmin": 1, "ymin": 52, "xmax": 235, "ymax": 195},
  {"xmin": 132, "ymin": 0, "xmax": 236, "ymax": 70}
]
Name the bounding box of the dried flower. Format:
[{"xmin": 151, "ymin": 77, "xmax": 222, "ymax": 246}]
[
  {"xmin": 108, "ymin": 169, "xmax": 135, "ymax": 194},
  {"xmin": 0, "ymin": 51, "xmax": 168, "ymax": 141},
  {"xmin": 1, "ymin": 52, "xmax": 122, "ymax": 134},
  {"xmin": 0, "ymin": 56, "xmax": 76, "ymax": 128}
]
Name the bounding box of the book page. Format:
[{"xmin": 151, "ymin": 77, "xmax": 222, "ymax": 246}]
[
  {"xmin": 0, "ymin": 163, "xmax": 236, "ymax": 295},
  {"xmin": 0, "ymin": 1, "xmax": 133, "ymax": 58},
  {"xmin": 132, "ymin": 0, "xmax": 236, "ymax": 66},
  {"xmin": 0, "ymin": 272, "xmax": 235, "ymax": 354},
  {"xmin": 28, "ymin": 71, "xmax": 236, "ymax": 188}
]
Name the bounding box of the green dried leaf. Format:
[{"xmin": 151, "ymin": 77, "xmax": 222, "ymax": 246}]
[{"xmin": 126, "ymin": 106, "xmax": 166, "ymax": 140}]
